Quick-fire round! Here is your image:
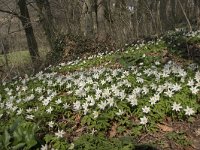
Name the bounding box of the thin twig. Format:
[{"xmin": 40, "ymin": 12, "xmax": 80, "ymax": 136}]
[{"xmin": 177, "ymin": 0, "xmax": 192, "ymax": 31}]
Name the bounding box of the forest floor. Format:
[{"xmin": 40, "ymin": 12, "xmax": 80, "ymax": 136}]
[{"xmin": 0, "ymin": 30, "xmax": 200, "ymax": 150}]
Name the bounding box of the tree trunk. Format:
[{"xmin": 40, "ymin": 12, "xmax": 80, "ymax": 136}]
[
  {"xmin": 97, "ymin": 0, "xmax": 108, "ymax": 41},
  {"xmin": 36, "ymin": 0, "xmax": 57, "ymax": 51},
  {"xmin": 194, "ymin": 0, "xmax": 200, "ymax": 28},
  {"xmin": 137, "ymin": 0, "xmax": 145, "ymax": 37},
  {"xmin": 170, "ymin": 0, "xmax": 176, "ymax": 29},
  {"xmin": 80, "ymin": 0, "xmax": 96, "ymax": 38},
  {"xmin": 18, "ymin": 0, "xmax": 40, "ymax": 65},
  {"xmin": 160, "ymin": 0, "xmax": 170, "ymax": 32}
]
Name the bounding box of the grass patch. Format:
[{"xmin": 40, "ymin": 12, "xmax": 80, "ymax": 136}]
[
  {"xmin": 0, "ymin": 49, "xmax": 48, "ymax": 67},
  {"xmin": 0, "ymin": 50, "xmax": 31, "ymax": 66}
]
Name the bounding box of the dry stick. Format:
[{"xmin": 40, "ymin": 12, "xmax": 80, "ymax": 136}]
[
  {"xmin": 177, "ymin": 0, "xmax": 192, "ymax": 32},
  {"xmin": 1, "ymin": 64, "xmax": 14, "ymax": 82},
  {"xmin": 0, "ymin": 40, "xmax": 9, "ymax": 67}
]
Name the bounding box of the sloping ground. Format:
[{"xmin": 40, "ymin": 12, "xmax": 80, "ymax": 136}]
[
  {"xmin": 0, "ymin": 30, "xmax": 200, "ymax": 150},
  {"xmin": 164, "ymin": 30, "xmax": 200, "ymax": 64}
]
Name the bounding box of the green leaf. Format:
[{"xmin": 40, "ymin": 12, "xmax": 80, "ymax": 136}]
[
  {"xmin": 3, "ymin": 130, "xmax": 11, "ymax": 148},
  {"xmin": 13, "ymin": 129, "xmax": 23, "ymax": 144},
  {"xmin": 26, "ymin": 139, "xmax": 37, "ymax": 149},
  {"xmin": 122, "ymin": 144, "xmax": 134, "ymax": 150},
  {"xmin": 188, "ymin": 117, "xmax": 195, "ymax": 123},
  {"xmin": 44, "ymin": 134, "xmax": 55, "ymax": 143},
  {"xmin": 9, "ymin": 119, "xmax": 20, "ymax": 133},
  {"xmin": 12, "ymin": 143, "xmax": 26, "ymax": 150}
]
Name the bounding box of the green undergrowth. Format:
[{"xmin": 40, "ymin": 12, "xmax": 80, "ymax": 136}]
[
  {"xmin": 53, "ymin": 41, "xmax": 166, "ymax": 73},
  {"xmin": 0, "ymin": 30, "xmax": 200, "ymax": 149},
  {"xmin": 163, "ymin": 29, "xmax": 200, "ymax": 63},
  {"xmin": 0, "ymin": 118, "xmax": 157, "ymax": 150}
]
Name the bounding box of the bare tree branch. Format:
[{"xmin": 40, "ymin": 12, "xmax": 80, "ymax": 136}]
[{"xmin": 0, "ymin": 8, "xmax": 20, "ymax": 18}]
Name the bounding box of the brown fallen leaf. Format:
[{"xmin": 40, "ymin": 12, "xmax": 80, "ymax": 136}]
[
  {"xmin": 75, "ymin": 114, "xmax": 81, "ymax": 123},
  {"xmin": 195, "ymin": 128, "xmax": 200, "ymax": 136},
  {"xmin": 165, "ymin": 117, "xmax": 172, "ymax": 123},
  {"xmin": 109, "ymin": 122, "xmax": 117, "ymax": 138},
  {"xmin": 157, "ymin": 124, "xmax": 174, "ymax": 132},
  {"xmin": 75, "ymin": 127, "xmax": 85, "ymax": 133}
]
